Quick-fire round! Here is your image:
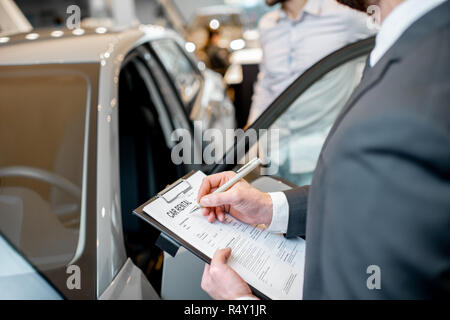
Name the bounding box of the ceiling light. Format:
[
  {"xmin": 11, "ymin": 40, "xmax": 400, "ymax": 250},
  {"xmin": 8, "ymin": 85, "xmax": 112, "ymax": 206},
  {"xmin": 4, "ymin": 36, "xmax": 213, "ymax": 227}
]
[
  {"xmin": 72, "ymin": 28, "xmax": 85, "ymax": 36},
  {"xmin": 25, "ymin": 33, "xmax": 39, "ymax": 40},
  {"xmin": 185, "ymin": 42, "xmax": 196, "ymax": 53},
  {"xmin": 230, "ymin": 38, "xmax": 245, "ymax": 51},
  {"xmin": 95, "ymin": 27, "xmax": 107, "ymax": 34},
  {"xmin": 209, "ymin": 19, "xmax": 220, "ymax": 30},
  {"xmin": 51, "ymin": 30, "xmax": 64, "ymax": 37}
]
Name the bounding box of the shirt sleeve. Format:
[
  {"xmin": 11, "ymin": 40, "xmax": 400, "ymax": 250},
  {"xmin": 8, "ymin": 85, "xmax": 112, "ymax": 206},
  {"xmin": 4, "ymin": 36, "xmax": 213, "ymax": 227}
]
[
  {"xmin": 347, "ymin": 8, "xmax": 378, "ymax": 40},
  {"xmin": 266, "ymin": 192, "xmax": 289, "ymax": 234}
]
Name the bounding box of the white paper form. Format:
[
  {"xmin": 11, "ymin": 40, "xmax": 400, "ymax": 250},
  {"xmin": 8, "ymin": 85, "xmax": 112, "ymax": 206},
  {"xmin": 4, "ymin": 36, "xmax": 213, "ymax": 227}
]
[{"xmin": 143, "ymin": 171, "xmax": 305, "ymax": 300}]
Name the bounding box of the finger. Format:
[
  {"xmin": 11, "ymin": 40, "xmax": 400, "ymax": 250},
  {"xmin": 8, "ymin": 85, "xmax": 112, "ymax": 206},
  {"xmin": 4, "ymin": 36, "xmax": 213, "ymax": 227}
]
[
  {"xmin": 208, "ymin": 211, "xmax": 217, "ymax": 223},
  {"xmin": 201, "ymin": 208, "xmax": 210, "ymax": 216},
  {"xmin": 215, "ymin": 206, "xmax": 225, "ymax": 222},
  {"xmin": 211, "ymin": 247, "xmax": 232, "ymax": 268},
  {"xmin": 197, "ymin": 172, "xmax": 232, "ymax": 202},
  {"xmin": 197, "ymin": 172, "xmax": 236, "ymax": 202},
  {"xmin": 197, "ymin": 178, "xmax": 213, "ymax": 203},
  {"xmin": 200, "ymin": 189, "xmax": 239, "ymax": 208}
]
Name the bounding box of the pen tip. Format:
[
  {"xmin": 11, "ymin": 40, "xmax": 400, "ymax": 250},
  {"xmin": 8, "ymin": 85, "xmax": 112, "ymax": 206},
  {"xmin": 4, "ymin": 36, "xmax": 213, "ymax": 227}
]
[{"xmin": 190, "ymin": 206, "xmax": 199, "ymax": 214}]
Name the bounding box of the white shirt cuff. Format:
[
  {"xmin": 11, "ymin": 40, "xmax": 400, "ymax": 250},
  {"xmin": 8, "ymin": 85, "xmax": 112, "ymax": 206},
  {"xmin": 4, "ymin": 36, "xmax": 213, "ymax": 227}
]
[{"xmin": 266, "ymin": 192, "xmax": 289, "ymax": 234}]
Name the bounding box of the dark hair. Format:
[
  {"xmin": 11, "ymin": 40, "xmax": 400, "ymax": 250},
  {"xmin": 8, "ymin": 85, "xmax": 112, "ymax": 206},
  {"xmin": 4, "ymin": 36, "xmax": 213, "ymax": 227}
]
[{"xmin": 336, "ymin": 0, "xmax": 371, "ymax": 12}]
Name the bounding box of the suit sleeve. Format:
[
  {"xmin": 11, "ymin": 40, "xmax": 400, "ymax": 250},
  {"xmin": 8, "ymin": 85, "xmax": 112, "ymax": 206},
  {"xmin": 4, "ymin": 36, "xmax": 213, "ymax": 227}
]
[{"xmin": 283, "ymin": 186, "xmax": 309, "ymax": 238}]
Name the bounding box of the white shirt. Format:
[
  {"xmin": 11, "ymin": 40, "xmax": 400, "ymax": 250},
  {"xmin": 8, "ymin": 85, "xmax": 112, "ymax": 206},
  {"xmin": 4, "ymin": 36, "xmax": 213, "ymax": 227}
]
[
  {"xmin": 267, "ymin": 0, "xmax": 448, "ymax": 234},
  {"xmin": 248, "ymin": 0, "xmax": 373, "ymax": 124},
  {"xmin": 370, "ymin": 0, "xmax": 447, "ymax": 67}
]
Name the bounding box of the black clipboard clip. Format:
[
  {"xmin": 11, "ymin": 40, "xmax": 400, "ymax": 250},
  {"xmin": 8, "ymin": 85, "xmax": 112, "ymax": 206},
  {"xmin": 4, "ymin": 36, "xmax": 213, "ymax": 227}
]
[{"xmin": 155, "ymin": 232, "xmax": 181, "ymax": 257}]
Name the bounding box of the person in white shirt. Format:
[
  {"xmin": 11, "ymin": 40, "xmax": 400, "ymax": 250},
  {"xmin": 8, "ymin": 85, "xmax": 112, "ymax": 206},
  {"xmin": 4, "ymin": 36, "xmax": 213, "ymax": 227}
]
[
  {"xmin": 248, "ymin": 0, "xmax": 374, "ymax": 186},
  {"xmin": 247, "ymin": 0, "xmax": 372, "ymax": 125},
  {"xmin": 199, "ymin": 0, "xmax": 450, "ymax": 299}
]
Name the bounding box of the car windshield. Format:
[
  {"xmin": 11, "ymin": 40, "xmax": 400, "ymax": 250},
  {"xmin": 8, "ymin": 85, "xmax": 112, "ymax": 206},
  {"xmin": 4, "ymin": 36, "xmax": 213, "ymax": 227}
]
[{"xmin": 0, "ymin": 66, "xmax": 88, "ymax": 277}]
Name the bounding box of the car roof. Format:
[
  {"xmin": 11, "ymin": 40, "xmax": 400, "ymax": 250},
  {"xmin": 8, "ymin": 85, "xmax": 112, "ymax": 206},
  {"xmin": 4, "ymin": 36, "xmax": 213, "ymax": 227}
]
[{"xmin": 0, "ymin": 25, "xmax": 181, "ymax": 66}]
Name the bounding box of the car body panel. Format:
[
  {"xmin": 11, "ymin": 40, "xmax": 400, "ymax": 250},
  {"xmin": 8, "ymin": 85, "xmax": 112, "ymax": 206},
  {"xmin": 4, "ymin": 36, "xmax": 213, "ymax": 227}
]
[
  {"xmin": 0, "ymin": 26, "xmax": 168, "ymax": 65},
  {"xmin": 99, "ymin": 258, "xmax": 159, "ymax": 300},
  {"xmin": 96, "ymin": 49, "xmax": 127, "ymax": 296},
  {"xmin": 161, "ymin": 247, "xmax": 211, "ymax": 300}
]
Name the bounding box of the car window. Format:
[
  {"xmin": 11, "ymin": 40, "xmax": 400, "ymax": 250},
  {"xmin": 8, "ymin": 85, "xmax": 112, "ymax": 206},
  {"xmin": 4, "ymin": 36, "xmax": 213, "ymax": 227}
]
[
  {"xmin": 0, "ymin": 233, "xmax": 63, "ymax": 299},
  {"xmin": 151, "ymin": 39, "xmax": 202, "ymax": 111},
  {"xmin": 138, "ymin": 46, "xmax": 192, "ymax": 133},
  {"xmin": 0, "ymin": 66, "xmax": 89, "ymax": 284}
]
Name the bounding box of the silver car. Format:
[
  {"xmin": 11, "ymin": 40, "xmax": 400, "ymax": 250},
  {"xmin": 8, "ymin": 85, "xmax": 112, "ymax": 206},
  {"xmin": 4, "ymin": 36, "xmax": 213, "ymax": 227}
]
[{"xmin": 0, "ymin": 24, "xmax": 234, "ymax": 299}]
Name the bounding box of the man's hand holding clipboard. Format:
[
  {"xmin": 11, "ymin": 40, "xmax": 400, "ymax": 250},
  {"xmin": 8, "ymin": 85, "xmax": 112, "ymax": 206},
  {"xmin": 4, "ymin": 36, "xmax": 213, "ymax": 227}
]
[{"xmin": 134, "ymin": 159, "xmax": 305, "ymax": 300}]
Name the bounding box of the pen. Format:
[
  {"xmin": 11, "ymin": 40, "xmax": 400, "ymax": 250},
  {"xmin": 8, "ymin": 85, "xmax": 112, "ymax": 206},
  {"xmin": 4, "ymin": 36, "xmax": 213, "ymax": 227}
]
[{"xmin": 189, "ymin": 157, "xmax": 263, "ymax": 214}]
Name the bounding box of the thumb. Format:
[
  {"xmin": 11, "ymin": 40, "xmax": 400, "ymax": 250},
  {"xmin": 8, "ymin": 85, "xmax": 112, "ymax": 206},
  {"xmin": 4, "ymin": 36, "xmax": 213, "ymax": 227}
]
[
  {"xmin": 200, "ymin": 190, "xmax": 237, "ymax": 207},
  {"xmin": 212, "ymin": 247, "xmax": 232, "ymax": 266}
]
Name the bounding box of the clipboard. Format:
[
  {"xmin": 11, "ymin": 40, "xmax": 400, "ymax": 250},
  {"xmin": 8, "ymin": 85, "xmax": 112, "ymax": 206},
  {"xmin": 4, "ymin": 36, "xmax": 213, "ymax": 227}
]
[{"xmin": 133, "ymin": 170, "xmax": 270, "ymax": 300}]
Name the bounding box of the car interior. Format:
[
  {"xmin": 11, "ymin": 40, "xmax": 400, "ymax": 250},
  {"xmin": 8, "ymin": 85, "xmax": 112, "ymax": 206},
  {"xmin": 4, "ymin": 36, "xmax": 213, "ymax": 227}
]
[{"xmin": 0, "ymin": 69, "xmax": 88, "ymax": 274}]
